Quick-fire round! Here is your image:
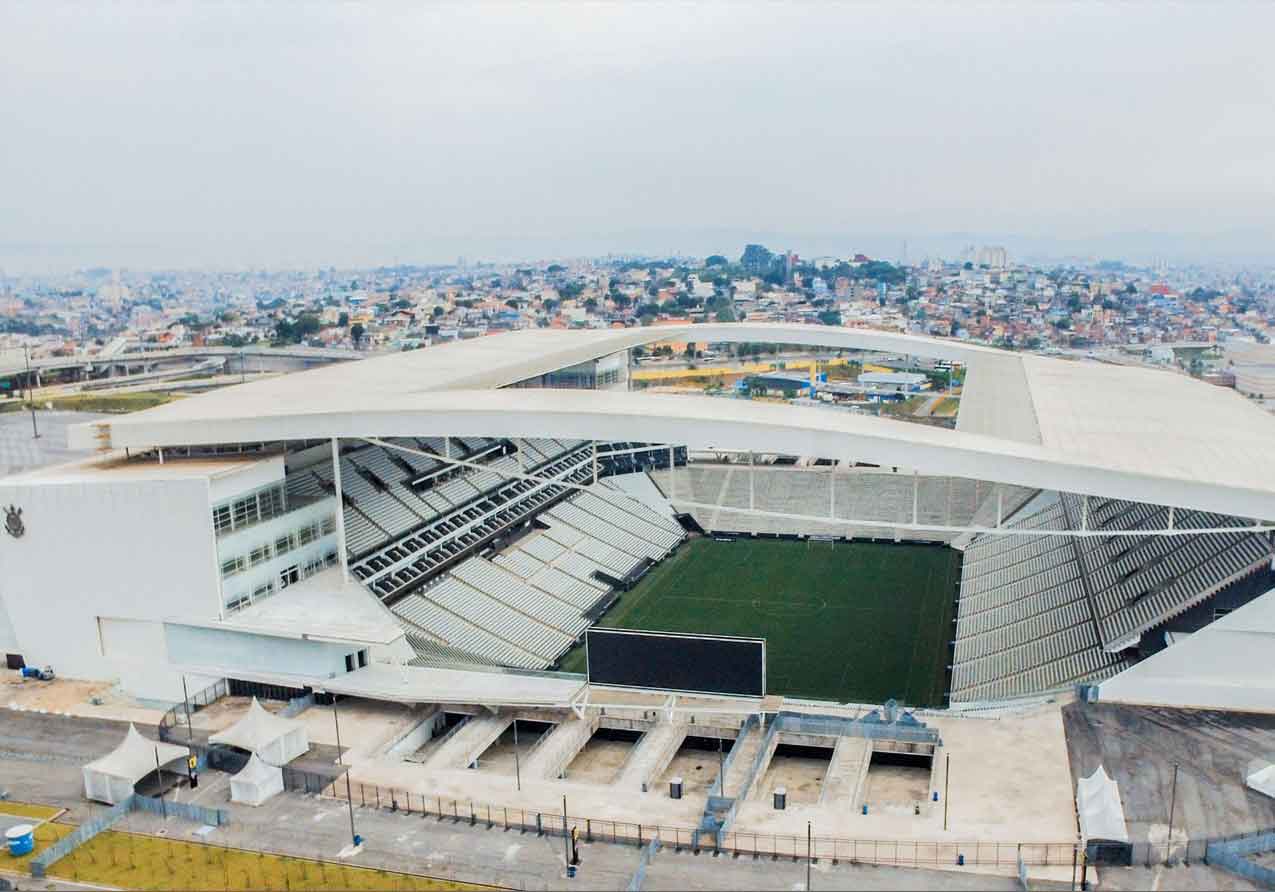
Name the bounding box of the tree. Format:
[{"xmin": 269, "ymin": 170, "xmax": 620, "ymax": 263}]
[
  {"xmin": 705, "ymin": 254, "xmax": 729, "ymax": 267},
  {"xmin": 818, "ymin": 310, "xmax": 842, "ymax": 326},
  {"xmin": 431, "ymin": 306, "xmax": 444, "ymax": 318},
  {"xmin": 350, "ymin": 323, "xmax": 366, "ymax": 347},
  {"xmin": 684, "ymin": 342, "xmax": 697, "ymax": 359},
  {"xmin": 337, "ymin": 311, "xmax": 349, "ymax": 327}
]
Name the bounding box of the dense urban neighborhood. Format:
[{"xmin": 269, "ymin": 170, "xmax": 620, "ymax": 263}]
[{"xmin": 5, "ymin": 246, "xmax": 1275, "ymax": 377}]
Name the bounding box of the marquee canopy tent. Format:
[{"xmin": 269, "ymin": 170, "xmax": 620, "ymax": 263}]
[
  {"xmin": 1077, "ymin": 765, "xmax": 1130, "ymax": 844},
  {"xmin": 230, "ymin": 753, "xmax": 284, "ymax": 807},
  {"xmin": 82, "ymin": 724, "xmax": 188, "ymax": 805},
  {"xmin": 209, "ymin": 698, "xmax": 308, "ymax": 766}
]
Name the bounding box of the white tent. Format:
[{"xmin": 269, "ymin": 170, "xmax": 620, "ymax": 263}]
[
  {"xmin": 82, "ymin": 724, "xmax": 189, "ymax": 805},
  {"xmin": 229, "ymin": 752, "xmax": 284, "ymax": 807},
  {"xmin": 1246, "ymin": 761, "xmax": 1275, "ymax": 800},
  {"xmin": 1077, "ymin": 765, "xmax": 1130, "ymax": 844},
  {"xmin": 209, "ymin": 698, "xmax": 308, "ymax": 766}
]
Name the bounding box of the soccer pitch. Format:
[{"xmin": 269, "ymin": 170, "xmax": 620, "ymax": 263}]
[{"xmin": 560, "ymin": 538, "xmax": 960, "ymax": 707}]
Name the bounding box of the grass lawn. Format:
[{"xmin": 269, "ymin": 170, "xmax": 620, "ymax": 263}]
[
  {"xmin": 1, "ymin": 392, "xmax": 181, "ymax": 414},
  {"xmin": 560, "ymin": 537, "xmax": 960, "ymax": 707}
]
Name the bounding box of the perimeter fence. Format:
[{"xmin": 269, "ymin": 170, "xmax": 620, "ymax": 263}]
[{"xmin": 300, "ymin": 777, "xmax": 1080, "ymax": 871}]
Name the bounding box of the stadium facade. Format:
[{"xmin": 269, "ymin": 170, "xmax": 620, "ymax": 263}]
[{"xmin": 0, "ymin": 323, "xmax": 1272, "ymax": 713}]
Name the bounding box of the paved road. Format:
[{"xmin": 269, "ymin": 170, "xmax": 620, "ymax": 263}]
[{"xmin": 1, "ymin": 709, "xmax": 1263, "ymax": 891}]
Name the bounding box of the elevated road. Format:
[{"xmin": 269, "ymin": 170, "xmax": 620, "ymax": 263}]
[{"xmin": 0, "ymin": 344, "xmax": 361, "ymax": 380}]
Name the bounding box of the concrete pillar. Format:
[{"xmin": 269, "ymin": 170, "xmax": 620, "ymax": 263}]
[{"xmin": 331, "ymin": 438, "xmax": 350, "ymax": 583}]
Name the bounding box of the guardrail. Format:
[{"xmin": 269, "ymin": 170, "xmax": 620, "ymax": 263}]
[{"xmin": 157, "ymin": 679, "xmax": 229, "ymax": 743}]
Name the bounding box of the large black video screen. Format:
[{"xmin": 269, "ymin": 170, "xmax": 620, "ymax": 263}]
[{"xmin": 585, "ymin": 628, "xmax": 765, "ymax": 697}]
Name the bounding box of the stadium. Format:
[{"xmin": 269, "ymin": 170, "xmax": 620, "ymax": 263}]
[{"xmin": 3, "ymin": 322, "xmax": 1274, "ymax": 882}]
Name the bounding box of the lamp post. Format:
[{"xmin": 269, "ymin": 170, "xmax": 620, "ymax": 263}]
[
  {"xmin": 326, "ymin": 692, "xmax": 359, "ymax": 848},
  {"xmin": 23, "ymin": 345, "xmax": 39, "ymax": 439}
]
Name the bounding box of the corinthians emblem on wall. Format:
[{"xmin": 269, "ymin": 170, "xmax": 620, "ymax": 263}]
[{"xmin": 3, "ymin": 505, "xmax": 24, "ymax": 539}]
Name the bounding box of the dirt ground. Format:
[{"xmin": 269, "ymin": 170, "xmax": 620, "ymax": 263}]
[
  {"xmin": 473, "ymin": 723, "xmax": 550, "ymax": 776},
  {"xmin": 863, "ymin": 763, "xmax": 930, "ymax": 806},
  {"xmin": 657, "ymin": 747, "xmax": 724, "ymax": 800},
  {"xmin": 0, "ymin": 674, "xmax": 112, "ymax": 712},
  {"xmin": 186, "ymin": 695, "xmax": 287, "ymax": 733},
  {"xmin": 565, "ymin": 737, "xmax": 633, "ymax": 785},
  {"xmin": 755, "ymin": 752, "xmax": 830, "ymax": 805}
]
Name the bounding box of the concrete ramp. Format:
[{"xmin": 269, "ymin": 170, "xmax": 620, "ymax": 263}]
[
  {"xmin": 522, "ymin": 714, "xmax": 599, "ymax": 780},
  {"xmin": 424, "ymin": 712, "xmax": 512, "ymax": 770},
  {"xmin": 617, "ymin": 721, "xmax": 686, "ymax": 792},
  {"xmin": 719, "ymin": 722, "xmax": 766, "ymax": 800},
  {"xmin": 818, "ymin": 736, "xmax": 871, "ymax": 808}
]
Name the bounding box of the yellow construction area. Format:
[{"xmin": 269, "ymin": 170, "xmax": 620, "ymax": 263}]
[
  {"xmin": 0, "ymin": 803, "xmax": 492, "ymax": 892},
  {"xmin": 633, "ymin": 356, "xmax": 859, "ymax": 386}
]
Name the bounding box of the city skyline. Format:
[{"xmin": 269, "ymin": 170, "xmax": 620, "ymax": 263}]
[{"xmin": 2, "ymin": 2, "xmax": 1274, "ymax": 272}]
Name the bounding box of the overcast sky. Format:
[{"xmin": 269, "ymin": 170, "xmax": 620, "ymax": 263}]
[{"xmin": 2, "ymin": 2, "xmax": 1273, "ymax": 272}]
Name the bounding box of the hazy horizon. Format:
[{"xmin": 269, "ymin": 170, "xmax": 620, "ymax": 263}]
[{"xmin": 3, "ymin": 2, "xmax": 1273, "ymax": 273}]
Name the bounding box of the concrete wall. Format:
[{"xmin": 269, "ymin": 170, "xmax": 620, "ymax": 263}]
[
  {"xmin": 0, "ymin": 476, "xmax": 221, "ymax": 700},
  {"xmin": 164, "ymin": 624, "xmax": 361, "ymax": 681}
]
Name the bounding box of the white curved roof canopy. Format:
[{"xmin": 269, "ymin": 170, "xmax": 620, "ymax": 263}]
[{"xmin": 70, "ymin": 324, "xmax": 1275, "ymax": 520}]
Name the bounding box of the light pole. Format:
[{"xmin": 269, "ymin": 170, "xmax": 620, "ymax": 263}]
[
  {"xmin": 326, "ymin": 692, "xmax": 360, "ymax": 848},
  {"xmin": 806, "ymin": 821, "xmax": 812, "ymax": 890},
  {"xmin": 1166, "ymin": 763, "xmax": 1179, "ymax": 864},
  {"xmin": 513, "ymin": 718, "xmax": 521, "ymax": 792},
  {"xmin": 23, "ymin": 345, "xmax": 39, "ymax": 439}
]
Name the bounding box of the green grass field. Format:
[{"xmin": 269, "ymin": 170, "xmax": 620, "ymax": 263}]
[{"xmin": 560, "ymin": 538, "xmax": 960, "ymax": 707}]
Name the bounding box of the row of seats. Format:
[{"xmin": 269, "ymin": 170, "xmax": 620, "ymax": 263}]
[
  {"xmin": 392, "ymin": 482, "xmax": 685, "ymax": 669},
  {"xmin": 351, "ymin": 444, "xmax": 596, "ymax": 600},
  {"xmin": 1059, "ymin": 494, "xmax": 1275, "ymax": 647},
  {"xmin": 951, "ymin": 493, "xmax": 1123, "ymax": 701},
  {"xmin": 952, "ymin": 488, "xmax": 1275, "ymax": 703}
]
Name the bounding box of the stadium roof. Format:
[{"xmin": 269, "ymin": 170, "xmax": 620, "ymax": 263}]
[{"xmin": 67, "ymin": 324, "xmax": 1275, "ymax": 520}]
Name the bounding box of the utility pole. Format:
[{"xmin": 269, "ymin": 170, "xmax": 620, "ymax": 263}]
[
  {"xmin": 23, "ymin": 345, "xmax": 39, "ymax": 439},
  {"xmin": 806, "ymin": 821, "xmax": 812, "ymax": 890},
  {"xmin": 513, "ymin": 719, "xmax": 521, "ymax": 792},
  {"xmin": 562, "ymin": 795, "xmax": 570, "ymax": 868},
  {"xmin": 943, "ymin": 753, "xmax": 951, "ymax": 831},
  {"xmin": 330, "ymin": 694, "xmax": 359, "ymax": 848},
  {"xmin": 181, "ymin": 676, "xmax": 197, "ymax": 789},
  {"xmin": 1166, "ymin": 763, "xmax": 1179, "ymax": 864}
]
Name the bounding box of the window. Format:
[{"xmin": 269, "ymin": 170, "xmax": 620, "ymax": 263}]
[
  {"xmin": 345, "ymin": 654, "xmax": 356, "ymax": 673},
  {"xmin": 275, "ymin": 534, "xmax": 295, "ymax": 557},
  {"xmin": 221, "ymin": 557, "xmax": 245, "ymax": 578},
  {"xmin": 259, "ymin": 486, "xmax": 286, "ymax": 521},
  {"xmin": 212, "ymin": 505, "xmax": 233, "ymax": 535},
  {"xmin": 321, "ymin": 515, "xmax": 336, "ymax": 536},
  {"xmin": 252, "ymin": 580, "xmax": 274, "ymax": 602},
  {"xmin": 279, "ymin": 565, "xmax": 299, "ymax": 588},
  {"xmin": 297, "ymin": 523, "xmax": 317, "ymax": 546},
  {"xmin": 357, "ymin": 649, "xmax": 368, "ymax": 668},
  {"xmin": 232, "ymin": 495, "xmax": 258, "ymax": 530},
  {"xmin": 248, "ymin": 544, "xmax": 272, "ymax": 567}
]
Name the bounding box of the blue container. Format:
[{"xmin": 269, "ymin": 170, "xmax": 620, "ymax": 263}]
[{"xmin": 6, "ymin": 824, "xmax": 35, "ymax": 857}]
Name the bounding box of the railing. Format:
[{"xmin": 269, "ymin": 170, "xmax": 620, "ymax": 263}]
[
  {"xmin": 627, "ymin": 835, "xmax": 661, "ymax": 892},
  {"xmin": 157, "ymin": 679, "xmax": 229, "ymax": 742},
  {"xmin": 1206, "ymin": 829, "xmax": 1275, "ymax": 887},
  {"xmin": 29, "ymin": 795, "xmax": 230, "ymax": 878},
  {"xmin": 308, "ymin": 778, "xmax": 1080, "ymax": 870}
]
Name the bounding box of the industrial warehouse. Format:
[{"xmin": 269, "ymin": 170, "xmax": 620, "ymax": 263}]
[{"xmin": 2, "ymin": 323, "xmax": 1274, "ymax": 888}]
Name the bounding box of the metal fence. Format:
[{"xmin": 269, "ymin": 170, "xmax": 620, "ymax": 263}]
[
  {"xmin": 130, "ymin": 794, "xmax": 229, "ymax": 827},
  {"xmin": 307, "ymin": 779, "xmax": 1080, "ymax": 870},
  {"xmin": 157, "ymin": 678, "xmax": 229, "ymax": 742},
  {"xmin": 1205, "ymin": 829, "xmax": 1275, "ymax": 887},
  {"xmin": 627, "ymin": 835, "xmax": 661, "ymax": 892},
  {"xmin": 29, "ymin": 796, "xmax": 134, "ymax": 878}
]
